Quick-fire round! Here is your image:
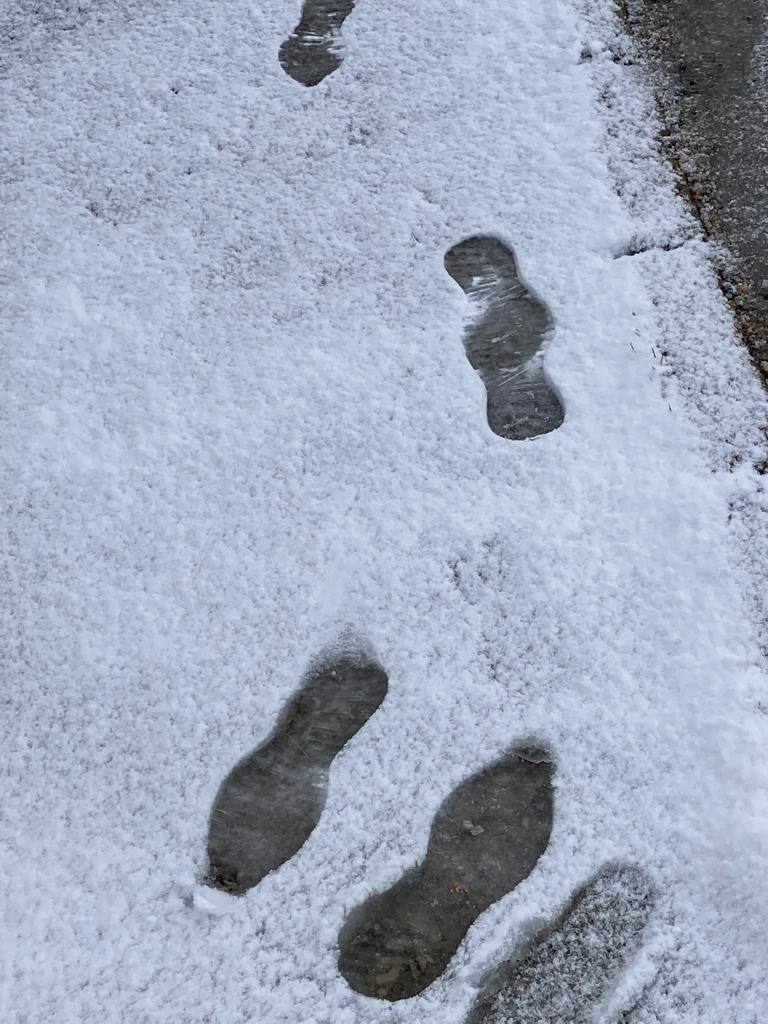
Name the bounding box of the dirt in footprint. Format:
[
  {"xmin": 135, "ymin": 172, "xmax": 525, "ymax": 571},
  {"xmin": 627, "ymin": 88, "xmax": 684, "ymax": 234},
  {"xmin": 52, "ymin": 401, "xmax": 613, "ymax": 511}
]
[
  {"xmin": 206, "ymin": 653, "xmax": 387, "ymax": 894},
  {"xmin": 444, "ymin": 236, "xmax": 564, "ymax": 441},
  {"xmin": 338, "ymin": 747, "xmax": 554, "ymax": 1000},
  {"xmin": 279, "ymin": 0, "xmax": 356, "ymax": 87},
  {"xmin": 468, "ymin": 864, "xmax": 655, "ymax": 1023}
]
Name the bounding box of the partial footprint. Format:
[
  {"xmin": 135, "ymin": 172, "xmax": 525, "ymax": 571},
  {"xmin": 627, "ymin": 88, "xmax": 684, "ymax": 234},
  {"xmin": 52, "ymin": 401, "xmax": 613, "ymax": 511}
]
[
  {"xmin": 444, "ymin": 236, "xmax": 564, "ymax": 440},
  {"xmin": 467, "ymin": 865, "xmax": 655, "ymax": 1024},
  {"xmin": 279, "ymin": 1, "xmax": 355, "ymax": 87},
  {"xmin": 206, "ymin": 653, "xmax": 388, "ymax": 894},
  {"xmin": 338, "ymin": 747, "xmax": 553, "ymax": 1000}
]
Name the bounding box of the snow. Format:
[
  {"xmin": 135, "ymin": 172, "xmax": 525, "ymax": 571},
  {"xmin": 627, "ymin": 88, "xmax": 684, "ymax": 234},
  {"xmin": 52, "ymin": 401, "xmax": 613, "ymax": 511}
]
[
  {"xmin": 2, "ymin": 1, "xmax": 768, "ymax": 1022},
  {"xmin": 191, "ymin": 885, "xmax": 241, "ymax": 918}
]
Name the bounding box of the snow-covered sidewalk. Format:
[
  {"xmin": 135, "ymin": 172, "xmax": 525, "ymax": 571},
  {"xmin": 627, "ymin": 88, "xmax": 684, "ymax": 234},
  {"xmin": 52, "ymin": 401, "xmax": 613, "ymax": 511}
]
[{"xmin": 2, "ymin": 1, "xmax": 767, "ymax": 1021}]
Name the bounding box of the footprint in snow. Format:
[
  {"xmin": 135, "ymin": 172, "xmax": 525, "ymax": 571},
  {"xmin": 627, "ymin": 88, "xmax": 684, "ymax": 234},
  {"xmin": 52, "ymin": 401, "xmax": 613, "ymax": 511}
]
[
  {"xmin": 467, "ymin": 864, "xmax": 655, "ymax": 1023},
  {"xmin": 279, "ymin": 0, "xmax": 356, "ymax": 87},
  {"xmin": 444, "ymin": 236, "xmax": 564, "ymax": 440},
  {"xmin": 206, "ymin": 652, "xmax": 388, "ymax": 895},
  {"xmin": 337, "ymin": 746, "xmax": 554, "ymax": 1000}
]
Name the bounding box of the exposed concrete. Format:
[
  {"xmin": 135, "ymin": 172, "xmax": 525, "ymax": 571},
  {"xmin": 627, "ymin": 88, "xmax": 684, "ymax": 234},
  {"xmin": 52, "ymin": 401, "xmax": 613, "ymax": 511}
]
[{"xmin": 625, "ymin": 0, "xmax": 768, "ymax": 382}]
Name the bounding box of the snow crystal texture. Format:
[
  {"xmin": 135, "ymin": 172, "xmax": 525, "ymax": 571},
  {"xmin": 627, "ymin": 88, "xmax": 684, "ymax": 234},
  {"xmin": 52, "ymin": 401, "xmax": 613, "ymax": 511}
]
[{"xmin": 2, "ymin": 1, "xmax": 768, "ymax": 1022}]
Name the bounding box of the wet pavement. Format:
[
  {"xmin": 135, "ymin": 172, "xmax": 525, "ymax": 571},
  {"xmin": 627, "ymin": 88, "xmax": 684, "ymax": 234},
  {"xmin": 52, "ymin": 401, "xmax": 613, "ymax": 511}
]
[{"xmin": 338, "ymin": 748, "xmax": 553, "ymax": 1001}]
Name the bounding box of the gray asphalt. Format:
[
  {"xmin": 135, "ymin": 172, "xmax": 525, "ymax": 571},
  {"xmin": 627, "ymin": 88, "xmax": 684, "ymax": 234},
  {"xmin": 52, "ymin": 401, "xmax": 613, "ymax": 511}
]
[{"xmin": 627, "ymin": 0, "xmax": 768, "ymax": 381}]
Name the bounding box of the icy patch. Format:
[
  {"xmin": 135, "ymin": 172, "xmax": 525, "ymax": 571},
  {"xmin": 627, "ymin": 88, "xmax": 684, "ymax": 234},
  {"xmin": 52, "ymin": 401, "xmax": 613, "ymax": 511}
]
[
  {"xmin": 444, "ymin": 236, "xmax": 564, "ymax": 440},
  {"xmin": 278, "ymin": 0, "xmax": 355, "ymax": 86}
]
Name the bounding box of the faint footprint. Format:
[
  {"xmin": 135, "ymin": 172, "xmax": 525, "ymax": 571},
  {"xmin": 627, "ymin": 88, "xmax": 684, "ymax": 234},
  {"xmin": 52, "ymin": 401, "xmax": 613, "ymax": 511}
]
[
  {"xmin": 278, "ymin": 0, "xmax": 356, "ymax": 87},
  {"xmin": 467, "ymin": 865, "xmax": 655, "ymax": 1024},
  {"xmin": 206, "ymin": 652, "xmax": 388, "ymax": 894},
  {"xmin": 338, "ymin": 747, "xmax": 554, "ymax": 1000},
  {"xmin": 444, "ymin": 236, "xmax": 564, "ymax": 440}
]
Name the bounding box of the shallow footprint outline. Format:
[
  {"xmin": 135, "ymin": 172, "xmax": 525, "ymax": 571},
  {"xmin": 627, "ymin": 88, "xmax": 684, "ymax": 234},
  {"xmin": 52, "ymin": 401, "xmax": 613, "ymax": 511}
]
[
  {"xmin": 338, "ymin": 746, "xmax": 554, "ymax": 1000},
  {"xmin": 279, "ymin": 0, "xmax": 356, "ymax": 86},
  {"xmin": 444, "ymin": 236, "xmax": 564, "ymax": 440},
  {"xmin": 467, "ymin": 864, "xmax": 655, "ymax": 1023},
  {"xmin": 206, "ymin": 651, "xmax": 388, "ymax": 894}
]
